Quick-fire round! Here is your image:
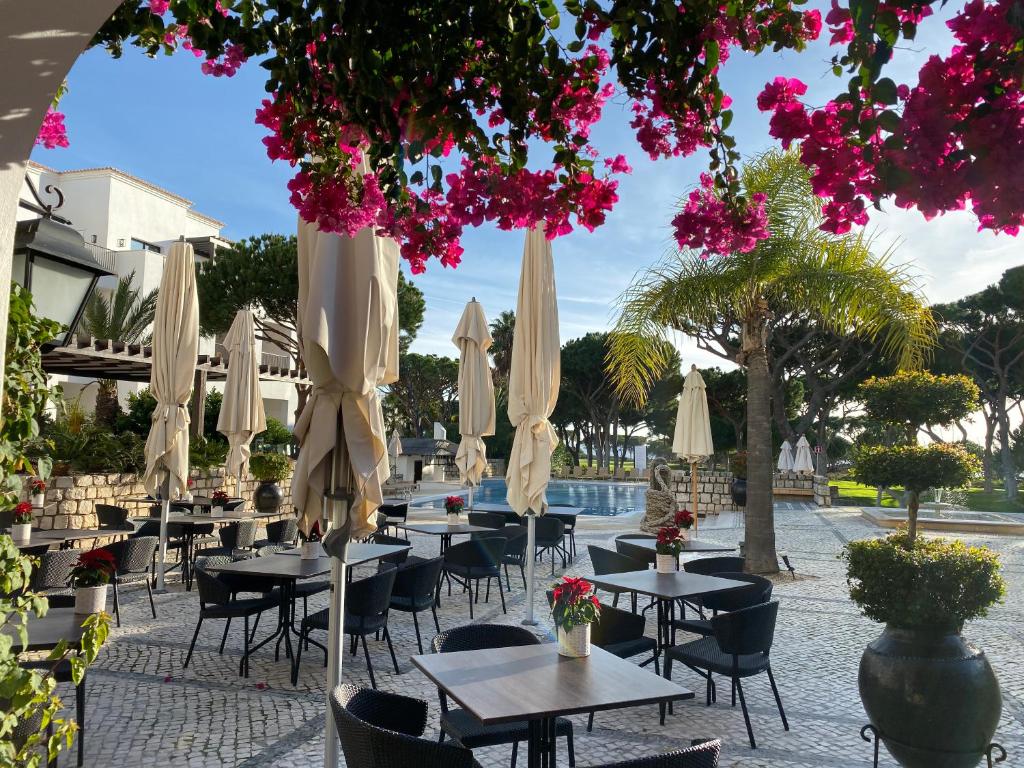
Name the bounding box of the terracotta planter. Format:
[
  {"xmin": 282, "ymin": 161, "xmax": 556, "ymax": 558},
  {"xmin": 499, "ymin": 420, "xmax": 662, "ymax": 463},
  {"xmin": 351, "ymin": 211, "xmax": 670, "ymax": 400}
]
[
  {"xmin": 10, "ymin": 523, "xmax": 31, "ymax": 544},
  {"xmin": 557, "ymin": 624, "xmax": 591, "ymax": 658},
  {"xmin": 656, "ymin": 553, "xmax": 677, "ymax": 573},
  {"xmin": 74, "ymin": 585, "xmax": 108, "ymax": 615},
  {"xmin": 31, "ymin": 493, "xmax": 45, "ymax": 508}
]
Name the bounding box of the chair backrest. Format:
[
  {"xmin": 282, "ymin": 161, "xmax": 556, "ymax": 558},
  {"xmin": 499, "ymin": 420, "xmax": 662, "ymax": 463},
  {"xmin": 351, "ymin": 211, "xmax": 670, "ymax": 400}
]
[
  {"xmin": 533, "ymin": 516, "xmax": 564, "ymax": 544},
  {"xmin": 264, "ymin": 518, "xmax": 298, "ymax": 545},
  {"xmin": 392, "ymin": 556, "xmax": 444, "ymax": 600},
  {"xmin": 371, "ymin": 532, "xmax": 411, "ymax": 566},
  {"xmin": 701, "ymin": 573, "xmax": 773, "ymax": 614},
  {"xmin": 467, "ymin": 512, "xmax": 505, "ymax": 529},
  {"xmin": 218, "ymin": 522, "xmax": 241, "ymax": 549},
  {"xmin": 548, "ymin": 511, "xmax": 577, "ymax": 530},
  {"xmin": 443, "ymin": 537, "xmax": 506, "ymax": 570},
  {"xmin": 258, "ymin": 544, "xmax": 288, "ymax": 557},
  {"xmin": 431, "ymin": 623, "xmax": 539, "ymax": 654},
  {"xmin": 711, "ymin": 600, "xmax": 780, "ymax": 657},
  {"xmin": 132, "ymin": 520, "xmax": 161, "ymax": 538},
  {"xmin": 30, "ymin": 548, "xmax": 82, "ymax": 591},
  {"xmin": 224, "ymin": 498, "xmax": 245, "ymax": 512},
  {"xmin": 0, "ymin": 509, "xmax": 13, "ymax": 530},
  {"xmin": 590, "ymin": 739, "xmax": 722, "ymax": 768},
  {"xmin": 106, "ymin": 536, "xmax": 159, "ymax": 575},
  {"xmin": 329, "ymin": 684, "xmax": 476, "ymax": 768},
  {"xmin": 234, "ymin": 519, "xmax": 258, "ymax": 549},
  {"xmin": 95, "ymin": 504, "xmax": 130, "ymax": 529},
  {"xmin": 346, "ymin": 567, "xmax": 397, "ymax": 622},
  {"xmin": 683, "ymin": 556, "xmax": 746, "ymax": 576},
  {"xmin": 194, "ymin": 567, "xmax": 233, "ymax": 607},
  {"xmin": 588, "ymin": 601, "xmax": 647, "ymax": 647},
  {"xmin": 500, "ymin": 525, "xmax": 528, "ymax": 559},
  {"xmin": 588, "ymin": 545, "xmax": 647, "ymax": 576}
]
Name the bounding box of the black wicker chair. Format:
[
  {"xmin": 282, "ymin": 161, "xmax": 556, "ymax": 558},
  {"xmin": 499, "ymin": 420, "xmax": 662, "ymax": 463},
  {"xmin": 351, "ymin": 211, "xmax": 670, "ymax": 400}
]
[
  {"xmin": 371, "ymin": 532, "xmax": 413, "ymax": 567},
  {"xmin": 199, "ymin": 520, "xmax": 259, "ymax": 560},
  {"xmin": 330, "ymin": 684, "xmax": 481, "ymax": 768},
  {"xmin": 500, "ymin": 524, "xmax": 528, "ymax": 590},
  {"xmin": 184, "ymin": 567, "xmax": 281, "ymax": 677},
  {"xmin": 105, "ymin": 536, "xmax": 159, "ymax": 627},
  {"xmin": 132, "ymin": 517, "xmax": 188, "ymax": 582},
  {"xmin": 467, "ymin": 512, "xmax": 505, "ymax": 529},
  {"xmin": 588, "ymin": 601, "xmax": 660, "ymax": 730},
  {"xmin": 29, "ymin": 548, "xmax": 82, "ymax": 594},
  {"xmin": 534, "ymin": 516, "xmax": 567, "ymax": 575},
  {"xmin": 664, "ymin": 601, "xmax": 787, "ymax": 748},
  {"xmin": 21, "ymin": 658, "xmax": 87, "ymax": 766},
  {"xmin": 588, "ymin": 545, "xmax": 648, "ymax": 612},
  {"xmin": 441, "ymin": 538, "xmax": 506, "ymax": 619},
  {"xmin": 294, "ymin": 567, "xmax": 399, "ymax": 688},
  {"xmin": 589, "ymin": 740, "xmax": 722, "ymax": 767},
  {"xmin": 256, "ymin": 518, "xmax": 299, "ymax": 548},
  {"xmin": 431, "ymin": 624, "xmax": 575, "ymax": 767},
  {"xmin": 672, "ymin": 573, "xmax": 773, "ymax": 639},
  {"xmin": 390, "ymin": 556, "xmax": 444, "ymax": 653},
  {"xmin": 548, "ymin": 508, "xmax": 578, "ymax": 560},
  {"xmin": 682, "ymin": 556, "xmax": 746, "ymax": 576},
  {"xmin": 95, "ymin": 504, "xmax": 132, "ymax": 535},
  {"xmin": 615, "ymin": 534, "xmax": 657, "ymax": 566}
]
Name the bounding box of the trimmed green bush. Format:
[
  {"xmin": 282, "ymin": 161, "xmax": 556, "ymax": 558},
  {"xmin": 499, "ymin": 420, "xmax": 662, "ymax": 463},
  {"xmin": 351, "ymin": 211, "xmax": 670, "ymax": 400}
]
[
  {"xmin": 250, "ymin": 452, "xmax": 292, "ymax": 482},
  {"xmin": 859, "ymin": 372, "xmax": 979, "ymax": 440},
  {"xmin": 854, "ymin": 443, "xmax": 979, "ymax": 495},
  {"xmin": 843, "ymin": 534, "xmax": 1005, "ymax": 630}
]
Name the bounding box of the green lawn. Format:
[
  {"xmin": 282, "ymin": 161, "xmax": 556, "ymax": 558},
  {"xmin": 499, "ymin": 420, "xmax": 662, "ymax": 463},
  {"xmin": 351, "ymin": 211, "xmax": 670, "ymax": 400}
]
[{"xmin": 831, "ymin": 478, "xmax": 1024, "ymax": 514}]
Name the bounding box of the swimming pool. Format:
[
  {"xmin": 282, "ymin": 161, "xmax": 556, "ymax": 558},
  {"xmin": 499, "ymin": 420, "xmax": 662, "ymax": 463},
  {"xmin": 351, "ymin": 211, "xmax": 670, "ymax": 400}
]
[{"xmin": 420, "ymin": 478, "xmax": 646, "ymax": 517}]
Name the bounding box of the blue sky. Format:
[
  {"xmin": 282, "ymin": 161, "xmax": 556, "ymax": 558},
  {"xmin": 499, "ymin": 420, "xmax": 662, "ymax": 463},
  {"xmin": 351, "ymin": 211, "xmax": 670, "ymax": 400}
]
[{"xmin": 35, "ymin": 4, "xmax": 1022, "ymax": 366}]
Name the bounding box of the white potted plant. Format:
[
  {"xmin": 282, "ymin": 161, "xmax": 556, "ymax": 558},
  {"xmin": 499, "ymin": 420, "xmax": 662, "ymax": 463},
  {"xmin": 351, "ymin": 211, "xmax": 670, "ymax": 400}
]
[
  {"xmin": 551, "ymin": 576, "xmax": 601, "ymax": 657},
  {"xmin": 676, "ymin": 509, "xmax": 694, "ymax": 541},
  {"xmin": 655, "ymin": 523, "xmax": 683, "ymax": 573},
  {"xmin": 444, "ymin": 495, "xmax": 464, "ymax": 525},
  {"xmin": 210, "ymin": 489, "xmax": 230, "ymax": 517},
  {"xmin": 301, "ymin": 520, "xmax": 323, "ymax": 560},
  {"xmin": 10, "ymin": 501, "xmax": 33, "ymax": 544},
  {"xmin": 70, "ymin": 548, "xmax": 116, "ymax": 615},
  {"xmin": 29, "ymin": 478, "xmax": 46, "ymax": 508}
]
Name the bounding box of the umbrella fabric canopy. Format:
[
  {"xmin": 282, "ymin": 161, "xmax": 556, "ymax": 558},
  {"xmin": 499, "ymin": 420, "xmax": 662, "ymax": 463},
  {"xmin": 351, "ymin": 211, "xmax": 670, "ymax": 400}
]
[
  {"xmin": 506, "ymin": 228, "xmax": 560, "ymax": 625},
  {"xmin": 453, "ymin": 299, "xmax": 495, "ymax": 491},
  {"xmin": 777, "ymin": 441, "xmax": 794, "ymax": 472},
  {"xmin": 217, "ymin": 309, "xmax": 267, "ymax": 494},
  {"xmin": 793, "ymin": 435, "xmax": 815, "ymax": 474},
  {"xmin": 672, "ymin": 365, "xmax": 714, "ymax": 532},
  {"xmin": 142, "ymin": 240, "xmax": 199, "ymax": 589}
]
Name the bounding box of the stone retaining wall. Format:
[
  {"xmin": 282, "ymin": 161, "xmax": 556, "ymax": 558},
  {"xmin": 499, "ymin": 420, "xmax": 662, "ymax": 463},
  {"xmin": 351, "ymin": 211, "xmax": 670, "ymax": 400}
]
[
  {"xmin": 30, "ymin": 467, "xmax": 295, "ymax": 530},
  {"xmin": 667, "ymin": 468, "xmax": 831, "ymax": 513}
]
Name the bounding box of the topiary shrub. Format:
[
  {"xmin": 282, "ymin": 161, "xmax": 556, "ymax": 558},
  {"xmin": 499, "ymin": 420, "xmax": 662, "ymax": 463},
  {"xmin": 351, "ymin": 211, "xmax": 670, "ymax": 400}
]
[
  {"xmin": 843, "ymin": 533, "xmax": 1005, "ymax": 631},
  {"xmin": 249, "ymin": 452, "xmax": 292, "ymax": 483}
]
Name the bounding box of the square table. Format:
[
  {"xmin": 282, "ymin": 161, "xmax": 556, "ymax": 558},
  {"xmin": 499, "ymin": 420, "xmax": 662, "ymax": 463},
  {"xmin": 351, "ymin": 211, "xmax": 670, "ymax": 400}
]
[
  {"xmin": 395, "ymin": 522, "xmax": 492, "ymax": 554},
  {"xmin": 412, "ymin": 643, "xmax": 693, "ymax": 767},
  {"xmin": 278, "ymin": 542, "xmax": 411, "ymax": 566},
  {"xmin": 615, "ymin": 536, "xmax": 737, "ymax": 554},
  {"xmin": 2, "ymin": 607, "xmax": 87, "ymax": 651},
  {"xmin": 36, "ymin": 528, "xmax": 111, "ymax": 548},
  {"xmin": 588, "ymin": 571, "xmax": 747, "ymax": 649}
]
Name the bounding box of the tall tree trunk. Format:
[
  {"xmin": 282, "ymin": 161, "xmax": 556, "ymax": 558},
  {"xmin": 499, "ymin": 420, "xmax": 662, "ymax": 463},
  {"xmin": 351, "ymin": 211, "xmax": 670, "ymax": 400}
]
[
  {"xmin": 906, "ymin": 490, "xmax": 920, "ymax": 543},
  {"xmin": 996, "ymin": 385, "xmax": 1018, "ymax": 500},
  {"xmin": 982, "ymin": 410, "xmax": 996, "ymax": 493},
  {"xmin": 743, "ymin": 311, "xmax": 778, "ymax": 575}
]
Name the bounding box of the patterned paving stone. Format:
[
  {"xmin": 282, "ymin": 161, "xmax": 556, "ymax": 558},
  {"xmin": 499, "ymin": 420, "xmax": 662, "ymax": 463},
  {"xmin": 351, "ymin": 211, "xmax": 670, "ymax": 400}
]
[{"xmin": 38, "ymin": 501, "xmax": 1024, "ymax": 766}]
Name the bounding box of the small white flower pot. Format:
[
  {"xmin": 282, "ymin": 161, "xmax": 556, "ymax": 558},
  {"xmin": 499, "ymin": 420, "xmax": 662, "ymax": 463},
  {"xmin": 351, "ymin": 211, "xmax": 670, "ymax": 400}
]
[
  {"xmin": 31, "ymin": 493, "xmax": 45, "ymax": 508},
  {"xmin": 557, "ymin": 624, "xmax": 591, "ymax": 658},
  {"xmin": 10, "ymin": 523, "xmax": 31, "ymax": 544},
  {"xmin": 211, "ymin": 506, "xmax": 223, "ymax": 517},
  {"xmin": 446, "ymin": 513, "xmax": 461, "ymax": 526},
  {"xmin": 680, "ymin": 528, "xmax": 691, "ymax": 542},
  {"xmin": 74, "ymin": 585, "xmax": 108, "ymax": 615},
  {"xmin": 656, "ymin": 553, "xmax": 678, "ymax": 573},
  {"xmin": 301, "ymin": 541, "xmax": 322, "ymax": 560}
]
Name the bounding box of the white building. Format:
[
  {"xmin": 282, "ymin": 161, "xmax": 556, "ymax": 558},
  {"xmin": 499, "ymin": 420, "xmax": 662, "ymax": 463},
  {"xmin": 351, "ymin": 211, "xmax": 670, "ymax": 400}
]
[{"xmin": 16, "ymin": 161, "xmax": 299, "ymax": 426}]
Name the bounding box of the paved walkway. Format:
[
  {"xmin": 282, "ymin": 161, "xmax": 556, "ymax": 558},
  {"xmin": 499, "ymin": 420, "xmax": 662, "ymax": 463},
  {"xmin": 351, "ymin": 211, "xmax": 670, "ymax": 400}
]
[{"xmin": 46, "ymin": 502, "xmax": 1024, "ymax": 767}]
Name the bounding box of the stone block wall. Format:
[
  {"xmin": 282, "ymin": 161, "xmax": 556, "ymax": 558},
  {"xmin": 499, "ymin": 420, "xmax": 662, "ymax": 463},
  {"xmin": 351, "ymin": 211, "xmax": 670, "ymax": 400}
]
[
  {"xmin": 669, "ymin": 469, "xmax": 735, "ymax": 514},
  {"xmin": 30, "ymin": 467, "xmax": 294, "ymax": 530}
]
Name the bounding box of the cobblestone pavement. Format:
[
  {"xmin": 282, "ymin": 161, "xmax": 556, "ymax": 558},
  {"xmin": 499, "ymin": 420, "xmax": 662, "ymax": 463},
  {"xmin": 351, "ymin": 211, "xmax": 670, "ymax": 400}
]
[{"xmin": 45, "ymin": 502, "xmax": 1024, "ymax": 767}]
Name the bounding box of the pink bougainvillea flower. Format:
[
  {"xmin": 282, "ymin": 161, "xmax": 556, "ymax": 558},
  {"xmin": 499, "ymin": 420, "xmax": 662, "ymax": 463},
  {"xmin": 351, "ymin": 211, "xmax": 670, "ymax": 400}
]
[{"xmin": 35, "ymin": 108, "xmax": 69, "ymax": 150}]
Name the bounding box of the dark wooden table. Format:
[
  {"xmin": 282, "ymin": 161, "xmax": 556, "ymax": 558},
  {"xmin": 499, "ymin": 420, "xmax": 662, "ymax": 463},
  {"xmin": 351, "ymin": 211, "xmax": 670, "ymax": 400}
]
[
  {"xmin": 11, "ymin": 533, "xmax": 61, "ymax": 551},
  {"xmin": 412, "ymin": 643, "xmax": 693, "ymax": 768},
  {"xmin": 615, "ymin": 537, "xmax": 737, "ymax": 554},
  {"xmin": 2, "ymin": 607, "xmax": 87, "ymax": 651},
  {"xmin": 278, "ymin": 542, "xmax": 411, "ymax": 565},
  {"xmin": 589, "ymin": 571, "xmax": 747, "ymax": 649},
  {"xmin": 395, "ymin": 522, "xmax": 493, "ymax": 554}
]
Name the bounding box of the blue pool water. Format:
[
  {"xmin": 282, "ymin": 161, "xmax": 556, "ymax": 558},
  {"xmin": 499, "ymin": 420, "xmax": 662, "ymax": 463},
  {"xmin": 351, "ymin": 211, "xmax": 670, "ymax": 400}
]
[{"xmin": 429, "ymin": 478, "xmax": 645, "ymax": 517}]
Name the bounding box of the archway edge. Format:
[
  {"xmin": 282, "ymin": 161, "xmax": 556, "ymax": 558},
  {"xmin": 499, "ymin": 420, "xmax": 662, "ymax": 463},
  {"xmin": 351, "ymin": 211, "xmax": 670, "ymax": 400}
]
[{"xmin": 0, "ymin": 0, "xmax": 122, "ymax": 367}]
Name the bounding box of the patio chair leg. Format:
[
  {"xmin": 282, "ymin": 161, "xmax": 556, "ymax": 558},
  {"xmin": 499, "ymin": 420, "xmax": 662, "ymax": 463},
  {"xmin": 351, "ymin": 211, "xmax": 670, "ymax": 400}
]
[
  {"xmin": 112, "ymin": 580, "xmax": 121, "ymax": 628},
  {"xmin": 185, "ymin": 617, "xmax": 203, "ymax": 668},
  {"xmin": 706, "ymin": 672, "xmax": 713, "ymax": 706},
  {"xmin": 735, "ymin": 677, "xmax": 756, "ymax": 749},
  {"xmin": 511, "ymin": 741, "xmax": 518, "ymax": 768},
  {"xmin": 220, "ymin": 618, "xmax": 232, "ymax": 655},
  {"xmin": 431, "ymin": 605, "xmax": 440, "ymax": 633},
  {"xmin": 567, "ymin": 725, "xmax": 575, "ymax": 767},
  {"xmin": 383, "ymin": 627, "xmax": 399, "ymax": 674},
  {"xmin": 732, "ymin": 678, "xmax": 736, "ymax": 707},
  {"xmin": 75, "ymin": 677, "xmax": 85, "ymax": 767},
  {"xmin": 587, "ymin": 711, "xmax": 595, "ymax": 732},
  {"xmin": 485, "ymin": 577, "xmax": 491, "ymax": 603},
  {"xmin": 146, "ymin": 577, "xmax": 157, "ymax": 618},
  {"xmin": 292, "ymin": 627, "xmax": 303, "ymax": 686},
  {"xmin": 241, "ymin": 616, "xmax": 250, "ymax": 678},
  {"xmin": 249, "ymin": 613, "xmax": 261, "ymax": 643},
  {"xmin": 497, "ymin": 573, "xmax": 507, "ymax": 614},
  {"xmin": 412, "ymin": 610, "xmax": 423, "ymax": 654},
  {"xmin": 519, "ymin": 565, "xmax": 526, "ymax": 589},
  {"xmin": 361, "ymin": 634, "xmax": 377, "ymax": 689},
  {"xmin": 467, "ymin": 580, "xmax": 474, "ymax": 620},
  {"xmin": 767, "ymin": 667, "xmax": 789, "ymax": 730}
]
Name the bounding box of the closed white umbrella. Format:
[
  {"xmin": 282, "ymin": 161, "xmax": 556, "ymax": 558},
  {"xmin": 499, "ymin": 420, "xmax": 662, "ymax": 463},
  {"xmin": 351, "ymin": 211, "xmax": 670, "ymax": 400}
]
[
  {"xmin": 506, "ymin": 228, "xmax": 560, "ymax": 624},
  {"xmin": 142, "ymin": 239, "xmax": 199, "ymax": 590},
  {"xmin": 453, "ymin": 298, "xmax": 495, "ymax": 509},
  {"xmin": 388, "ymin": 429, "xmax": 402, "ymax": 476},
  {"xmin": 217, "ymin": 309, "xmax": 267, "ymax": 501},
  {"xmin": 793, "ymin": 435, "xmax": 815, "ymax": 474},
  {"xmin": 292, "ymin": 204, "xmax": 399, "ymax": 768},
  {"xmin": 672, "ymin": 365, "xmax": 714, "ymax": 533},
  {"xmin": 777, "ymin": 441, "xmax": 794, "ymax": 472}
]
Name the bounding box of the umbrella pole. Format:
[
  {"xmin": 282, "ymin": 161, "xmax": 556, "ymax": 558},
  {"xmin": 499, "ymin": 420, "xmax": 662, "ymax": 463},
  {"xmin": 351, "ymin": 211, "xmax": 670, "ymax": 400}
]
[
  {"xmin": 522, "ymin": 510, "xmax": 537, "ymax": 625},
  {"xmin": 467, "ymin": 484, "xmax": 474, "ymax": 511},
  {"xmin": 690, "ymin": 462, "xmax": 699, "ymax": 536},
  {"xmin": 324, "ymin": 422, "xmax": 348, "ymax": 768},
  {"xmin": 156, "ymin": 472, "xmax": 170, "ymax": 591}
]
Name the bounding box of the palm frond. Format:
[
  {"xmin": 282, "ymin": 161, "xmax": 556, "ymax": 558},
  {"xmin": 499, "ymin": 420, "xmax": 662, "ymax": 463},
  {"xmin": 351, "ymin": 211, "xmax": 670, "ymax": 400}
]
[{"xmin": 78, "ymin": 271, "xmax": 158, "ymax": 344}]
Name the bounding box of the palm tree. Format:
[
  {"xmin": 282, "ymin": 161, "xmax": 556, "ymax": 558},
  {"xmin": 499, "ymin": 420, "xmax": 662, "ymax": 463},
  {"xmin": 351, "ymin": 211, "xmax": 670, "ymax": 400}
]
[
  {"xmin": 78, "ymin": 271, "xmax": 159, "ymax": 425},
  {"xmin": 606, "ymin": 150, "xmax": 936, "ymax": 574},
  {"xmin": 489, "ymin": 309, "xmax": 516, "ymax": 386}
]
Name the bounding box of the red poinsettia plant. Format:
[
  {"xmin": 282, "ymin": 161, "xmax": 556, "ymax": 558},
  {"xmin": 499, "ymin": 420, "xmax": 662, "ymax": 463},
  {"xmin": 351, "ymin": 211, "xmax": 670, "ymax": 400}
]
[
  {"xmin": 211, "ymin": 490, "xmax": 230, "ymax": 505},
  {"xmin": 444, "ymin": 496, "xmax": 465, "ymax": 515},
  {"xmin": 70, "ymin": 548, "xmax": 117, "ymax": 588},
  {"xmin": 675, "ymin": 509, "xmax": 694, "ymax": 530},
  {"xmin": 12, "ymin": 501, "xmax": 33, "ymax": 525},
  {"xmin": 29, "ymin": 478, "xmax": 46, "ymax": 494},
  {"xmin": 550, "ymin": 576, "xmax": 601, "ymax": 632},
  {"xmin": 656, "ymin": 525, "xmax": 684, "ymax": 557},
  {"xmin": 305, "ymin": 520, "xmax": 322, "ymax": 543}
]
